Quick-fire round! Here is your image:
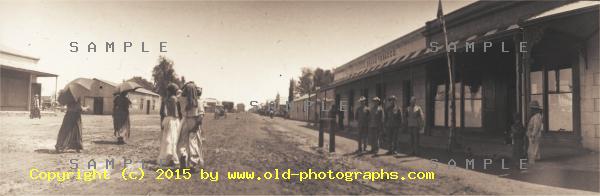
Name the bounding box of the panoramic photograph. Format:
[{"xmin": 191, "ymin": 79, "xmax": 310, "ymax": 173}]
[{"xmin": 0, "ymin": 0, "xmax": 598, "ymax": 195}]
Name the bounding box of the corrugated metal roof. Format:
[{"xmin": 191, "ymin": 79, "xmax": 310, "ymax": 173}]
[
  {"xmin": 134, "ymin": 88, "xmax": 159, "ymax": 96},
  {"xmin": 93, "ymin": 78, "xmax": 118, "ymax": 87},
  {"xmin": 527, "ymin": 1, "xmax": 599, "ymax": 21},
  {"xmin": 0, "ymin": 50, "xmax": 56, "ymax": 77}
]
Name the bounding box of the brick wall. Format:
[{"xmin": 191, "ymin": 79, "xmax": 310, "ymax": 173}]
[{"xmin": 581, "ymin": 33, "xmax": 600, "ymax": 151}]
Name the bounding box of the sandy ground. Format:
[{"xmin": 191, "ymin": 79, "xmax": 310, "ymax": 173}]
[{"xmin": 0, "ymin": 113, "xmax": 596, "ymax": 195}]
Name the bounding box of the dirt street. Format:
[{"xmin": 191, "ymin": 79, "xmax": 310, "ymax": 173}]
[{"xmin": 0, "ymin": 113, "xmax": 595, "ymax": 195}]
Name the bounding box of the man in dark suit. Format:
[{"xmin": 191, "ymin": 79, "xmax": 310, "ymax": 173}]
[
  {"xmin": 355, "ymin": 96, "xmax": 369, "ymax": 153},
  {"xmin": 384, "ymin": 95, "xmax": 402, "ymax": 155}
]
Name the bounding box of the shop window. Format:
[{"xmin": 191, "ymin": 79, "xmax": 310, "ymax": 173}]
[
  {"xmin": 434, "ymin": 84, "xmax": 446, "ymax": 126},
  {"xmin": 530, "ymin": 71, "xmax": 543, "ymax": 94},
  {"xmin": 464, "ymin": 83, "xmax": 482, "ymax": 127},
  {"xmin": 549, "ymin": 67, "xmax": 573, "ymax": 132},
  {"xmin": 348, "ymin": 90, "xmax": 355, "ymax": 121},
  {"xmin": 431, "ymin": 79, "xmax": 482, "ymax": 128},
  {"xmin": 452, "ymin": 83, "xmax": 462, "ymax": 126},
  {"xmin": 529, "ymin": 65, "xmax": 573, "ymax": 132}
]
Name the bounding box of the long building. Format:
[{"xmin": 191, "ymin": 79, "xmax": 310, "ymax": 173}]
[
  {"xmin": 0, "ymin": 49, "xmax": 57, "ymax": 111},
  {"xmin": 326, "ymin": 1, "xmax": 599, "ymax": 153}
]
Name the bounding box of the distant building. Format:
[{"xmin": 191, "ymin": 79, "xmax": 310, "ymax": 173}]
[
  {"xmin": 73, "ymin": 77, "xmax": 159, "ymax": 115},
  {"xmin": 203, "ymin": 98, "xmax": 219, "ymax": 113},
  {"xmin": 128, "ymin": 88, "xmax": 160, "ymax": 115},
  {"xmin": 236, "ymin": 103, "xmax": 245, "ymax": 112},
  {"xmin": 0, "ymin": 50, "xmax": 57, "ymax": 111},
  {"xmin": 222, "ymin": 101, "xmax": 234, "ymax": 112}
]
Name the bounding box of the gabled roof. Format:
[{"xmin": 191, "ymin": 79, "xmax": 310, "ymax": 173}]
[{"xmin": 93, "ymin": 78, "xmax": 118, "ymax": 87}]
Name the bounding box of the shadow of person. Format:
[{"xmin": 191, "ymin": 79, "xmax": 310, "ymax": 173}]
[
  {"xmin": 34, "ymin": 149, "xmax": 80, "ymax": 154},
  {"xmin": 92, "ymin": 140, "xmax": 122, "ymax": 145},
  {"xmin": 34, "ymin": 149, "xmax": 58, "ymax": 154}
]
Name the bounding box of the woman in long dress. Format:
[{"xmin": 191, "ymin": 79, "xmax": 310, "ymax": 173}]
[
  {"xmin": 30, "ymin": 94, "xmax": 41, "ymax": 119},
  {"xmin": 55, "ymin": 90, "xmax": 84, "ymax": 153},
  {"xmin": 527, "ymin": 100, "xmax": 543, "ymax": 165},
  {"xmin": 157, "ymin": 83, "xmax": 181, "ymax": 166},
  {"xmin": 177, "ymin": 81, "xmax": 204, "ymax": 170},
  {"xmin": 113, "ymin": 92, "xmax": 132, "ymax": 144}
]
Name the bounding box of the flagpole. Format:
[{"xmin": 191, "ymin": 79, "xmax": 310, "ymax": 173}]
[{"xmin": 438, "ymin": 0, "xmax": 456, "ymax": 152}]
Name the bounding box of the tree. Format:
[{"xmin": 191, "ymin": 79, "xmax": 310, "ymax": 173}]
[
  {"xmin": 275, "ymin": 92, "xmax": 280, "ymax": 111},
  {"xmin": 152, "ymin": 56, "xmax": 180, "ymax": 120},
  {"xmin": 313, "ymin": 68, "xmax": 334, "ymax": 88},
  {"xmin": 152, "ymin": 56, "xmax": 179, "ymax": 97},
  {"xmin": 288, "ymin": 79, "xmax": 295, "ymax": 103},
  {"xmin": 127, "ymin": 76, "xmax": 155, "ymax": 92},
  {"xmin": 296, "ymin": 67, "xmax": 314, "ymax": 95}
]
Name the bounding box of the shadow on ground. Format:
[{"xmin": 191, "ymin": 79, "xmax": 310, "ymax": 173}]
[
  {"xmin": 293, "ymin": 122, "xmax": 599, "ymax": 192},
  {"xmin": 92, "ymin": 140, "xmax": 123, "ymax": 145}
]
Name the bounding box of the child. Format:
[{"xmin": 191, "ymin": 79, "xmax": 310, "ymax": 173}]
[{"xmin": 510, "ymin": 113, "xmax": 526, "ymax": 163}]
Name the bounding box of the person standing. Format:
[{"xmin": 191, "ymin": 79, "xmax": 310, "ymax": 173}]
[
  {"xmin": 384, "ymin": 95, "xmax": 402, "ymax": 155},
  {"xmin": 55, "ymin": 90, "xmax": 86, "ymax": 153},
  {"xmin": 157, "ymin": 83, "xmax": 182, "ymax": 166},
  {"xmin": 30, "ymin": 94, "xmax": 41, "ymax": 119},
  {"xmin": 368, "ymin": 97, "xmax": 384, "ymax": 154},
  {"xmin": 406, "ymin": 96, "xmax": 424, "ymax": 155},
  {"xmin": 526, "ymin": 101, "xmax": 543, "ymax": 165},
  {"xmin": 113, "ymin": 92, "xmax": 132, "ymax": 144},
  {"xmin": 354, "ymin": 96, "xmax": 369, "ymax": 153},
  {"xmin": 177, "ymin": 81, "xmax": 205, "ymax": 171},
  {"xmin": 510, "ymin": 112, "xmax": 526, "ymax": 163}
]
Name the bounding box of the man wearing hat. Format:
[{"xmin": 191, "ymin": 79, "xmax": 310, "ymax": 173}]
[
  {"xmin": 355, "ymin": 96, "xmax": 370, "ymax": 153},
  {"xmin": 406, "ymin": 96, "xmax": 424, "ymax": 155},
  {"xmin": 368, "ymin": 96, "xmax": 384, "ymax": 154},
  {"xmin": 384, "ymin": 95, "xmax": 403, "ymax": 155},
  {"xmin": 526, "ymin": 100, "xmax": 543, "ymax": 164}
]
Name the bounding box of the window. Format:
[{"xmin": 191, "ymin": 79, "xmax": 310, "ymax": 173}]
[
  {"xmin": 140, "ymin": 98, "xmax": 144, "ymax": 110},
  {"xmin": 464, "ymin": 82, "xmax": 482, "ymax": 127},
  {"xmin": 348, "ymin": 90, "xmax": 355, "ymax": 121},
  {"xmin": 549, "ymin": 67, "xmax": 572, "ymax": 132},
  {"xmin": 432, "ymin": 79, "xmax": 482, "ymax": 128},
  {"xmin": 434, "ymin": 84, "xmax": 446, "ymax": 126},
  {"xmin": 152, "ymin": 99, "xmax": 156, "ymax": 110},
  {"xmin": 529, "ymin": 64, "xmax": 573, "ymax": 132},
  {"xmin": 453, "ymin": 82, "xmax": 462, "ymax": 126}
]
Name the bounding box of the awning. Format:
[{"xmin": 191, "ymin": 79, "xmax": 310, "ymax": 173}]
[
  {"xmin": 0, "ymin": 64, "xmax": 57, "ymax": 77},
  {"xmin": 526, "ymin": 1, "xmax": 599, "ymax": 23},
  {"xmin": 328, "ymin": 22, "xmax": 520, "ymax": 88}
]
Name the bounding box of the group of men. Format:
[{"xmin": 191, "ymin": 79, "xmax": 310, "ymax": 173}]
[
  {"xmin": 353, "ymin": 94, "xmax": 544, "ymax": 164},
  {"xmin": 355, "ymin": 95, "xmax": 424, "ymax": 156}
]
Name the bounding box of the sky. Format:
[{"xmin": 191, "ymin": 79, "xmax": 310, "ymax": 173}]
[{"xmin": 0, "ymin": 0, "xmax": 474, "ymax": 105}]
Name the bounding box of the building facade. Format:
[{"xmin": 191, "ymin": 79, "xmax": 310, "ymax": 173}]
[
  {"xmin": 75, "ymin": 78, "xmax": 159, "ymax": 115},
  {"xmin": 0, "ymin": 50, "xmax": 57, "ymax": 111},
  {"xmin": 328, "ymin": 1, "xmax": 599, "ymax": 152}
]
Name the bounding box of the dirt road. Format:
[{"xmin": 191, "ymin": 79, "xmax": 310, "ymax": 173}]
[{"xmin": 0, "ymin": 113, "xmax": 594, "ymax": 195}]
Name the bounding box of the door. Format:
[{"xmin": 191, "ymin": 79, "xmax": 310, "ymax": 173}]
[
  {"xmin": 403, "ymin": 80, "xmax": 412, "ymax": 108},
  {"xmin": 146, "ymin": 100, "xmax": 151, "ymax": 114},
  {"xmin": 93, "ymin": 97, "xmax": 103, "ymax": 114},
  {"xmin": 31, "ymin": 83, "xmax": 41, "ymax": 110},
  {"xmin": 335, "ymin": 94, "xmax": 343, "ymax": 129}
]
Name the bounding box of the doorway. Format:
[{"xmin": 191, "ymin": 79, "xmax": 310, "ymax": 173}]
[
  {"xmin": 403, "ymin": 80, "xmax": 412, "ymax": 108},
  {"xmin": 93, "ymin": 97, "xmax": 103, "ymax": 114},
  {"xmin": 146, "ymin": 100, "xmax": 151, "ymax": 114}
]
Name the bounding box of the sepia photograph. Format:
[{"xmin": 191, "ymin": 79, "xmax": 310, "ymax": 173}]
[{"xmin": 0, "ymin": 0, "xmax": 599, "ymax": 195}]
